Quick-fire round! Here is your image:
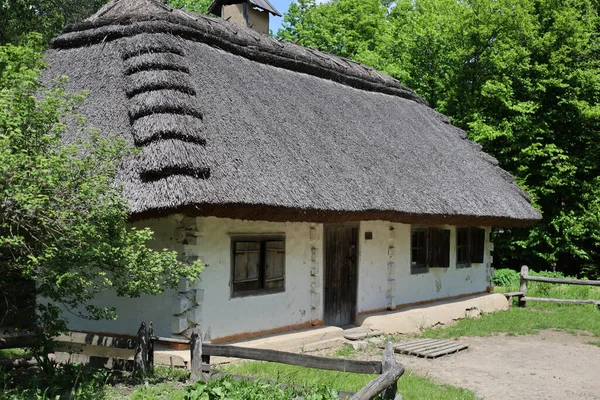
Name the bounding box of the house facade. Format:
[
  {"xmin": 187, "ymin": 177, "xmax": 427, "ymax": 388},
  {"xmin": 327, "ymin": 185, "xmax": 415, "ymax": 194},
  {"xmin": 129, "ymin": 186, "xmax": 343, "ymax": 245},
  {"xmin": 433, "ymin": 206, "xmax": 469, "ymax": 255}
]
[{"xmin": 44, "ymin": 0, "xmax": 541, "ymax": 341}]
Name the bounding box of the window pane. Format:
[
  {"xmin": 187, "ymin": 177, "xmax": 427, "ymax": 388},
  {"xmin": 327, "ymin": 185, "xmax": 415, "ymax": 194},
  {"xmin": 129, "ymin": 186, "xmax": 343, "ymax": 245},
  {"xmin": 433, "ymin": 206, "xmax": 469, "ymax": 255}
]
[{"xmin": 411, "ymin": 229, "xmax": 427, "ymax": 267}]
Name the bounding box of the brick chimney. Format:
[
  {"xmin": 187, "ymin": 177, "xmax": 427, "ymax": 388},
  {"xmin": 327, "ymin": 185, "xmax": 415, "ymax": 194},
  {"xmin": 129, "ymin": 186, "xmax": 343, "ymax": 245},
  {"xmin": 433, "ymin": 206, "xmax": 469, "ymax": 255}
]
[{"xmin": 207, "ymin": 0, "xmax": 281, "ymax": 35}]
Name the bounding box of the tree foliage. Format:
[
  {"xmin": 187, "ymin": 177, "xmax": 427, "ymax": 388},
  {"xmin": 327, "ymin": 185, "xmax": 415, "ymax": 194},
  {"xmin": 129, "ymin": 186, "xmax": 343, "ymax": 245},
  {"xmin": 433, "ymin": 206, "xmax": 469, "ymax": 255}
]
[
  {"xmin": 279, "ymin": 0, "xmax": 600, "ymax": 277},
  {"xmin": 0, "ymin": 39, "xmax": 203, "ymax": 340},
  {"xmin": 0, "ymin": 0, "xmax": 212, "ymax": 46}
]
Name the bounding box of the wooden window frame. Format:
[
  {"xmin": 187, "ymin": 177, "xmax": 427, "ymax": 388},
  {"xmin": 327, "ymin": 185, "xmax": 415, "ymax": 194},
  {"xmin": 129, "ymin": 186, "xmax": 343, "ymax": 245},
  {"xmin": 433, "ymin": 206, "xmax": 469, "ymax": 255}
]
[
  {"xmin": 456, "ymin": 227, "xmax": 486, "ymax": 268},
  {"xmin": 230, "ymin": 234, "xmax": 285, "ymax": 298},
  {"xmin": 411, "ymin": 227, "xmax": 450, "ymax": 274}
]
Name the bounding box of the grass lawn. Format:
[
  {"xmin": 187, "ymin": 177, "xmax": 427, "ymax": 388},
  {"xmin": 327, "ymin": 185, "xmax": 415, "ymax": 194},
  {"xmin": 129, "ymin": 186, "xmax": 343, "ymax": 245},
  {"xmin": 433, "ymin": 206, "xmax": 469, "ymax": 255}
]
[
  {"xmin": 418, "ymin": 284, "xmax": 600, "ymax": 339},
  {"xmin": 223, "ymin": 361, "xmax": 479, "ymax": 400}
]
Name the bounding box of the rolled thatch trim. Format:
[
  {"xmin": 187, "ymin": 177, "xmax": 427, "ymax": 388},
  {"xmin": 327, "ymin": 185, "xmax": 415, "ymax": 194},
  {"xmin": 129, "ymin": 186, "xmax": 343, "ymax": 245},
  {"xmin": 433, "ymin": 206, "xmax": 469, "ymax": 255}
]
[
  {"xmin": 124, "ymin": 52, "xmax": 190, "ymax": 75},
  {"xmin": 130, "ymin": 202, "xmax": 540, "ymax": 228},
  {"xmin": 52, "ymin": 14, "xmax": 425, "ymax": 104},
  {"xmin": 118, "ymin": 33, "xmax": 185, "ymax": 60},
  {"xmin": 131, "ymin": 114, "xmax": 205, "ymax": 146},
  {"xmin": 125, "ymin": 70, "xmax": 196, "ymax": 98},
  {"xmin": 137, "ymin": 139, "xmax": 210, "ymax": 180},
  {"xmin": 128, "ymin": 89, "xmax": 203, "ymax": 121}
]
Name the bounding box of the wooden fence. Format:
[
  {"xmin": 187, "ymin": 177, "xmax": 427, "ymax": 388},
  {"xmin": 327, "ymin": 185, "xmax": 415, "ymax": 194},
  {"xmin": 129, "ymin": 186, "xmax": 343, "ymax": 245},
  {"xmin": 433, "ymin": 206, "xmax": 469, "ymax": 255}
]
[
  {"xmin": 0, "ymin": 323, "xmax": 405, "ymax": 400},
  {"xmin": 505, "ymin": 265, "xmax": 600, "ymax": 309}
]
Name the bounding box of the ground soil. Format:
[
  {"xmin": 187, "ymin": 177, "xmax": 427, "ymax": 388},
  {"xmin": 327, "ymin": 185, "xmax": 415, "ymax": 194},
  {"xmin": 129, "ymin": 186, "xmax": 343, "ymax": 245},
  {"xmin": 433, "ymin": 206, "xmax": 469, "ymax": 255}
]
[{"xmin": 341, "ymin": 330, "xmax": 600, "ymax": 400}]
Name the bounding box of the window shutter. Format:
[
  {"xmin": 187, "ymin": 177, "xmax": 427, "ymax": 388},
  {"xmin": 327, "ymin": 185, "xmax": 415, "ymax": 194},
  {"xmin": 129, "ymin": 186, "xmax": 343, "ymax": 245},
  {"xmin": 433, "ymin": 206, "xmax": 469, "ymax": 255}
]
[
  {"xmin": 264, "ymin": 241, "xmax": 285, "ymax": 289},
  {"xmin": 469, "ymin": 228, "xmax": 486, "ymax": 263}
]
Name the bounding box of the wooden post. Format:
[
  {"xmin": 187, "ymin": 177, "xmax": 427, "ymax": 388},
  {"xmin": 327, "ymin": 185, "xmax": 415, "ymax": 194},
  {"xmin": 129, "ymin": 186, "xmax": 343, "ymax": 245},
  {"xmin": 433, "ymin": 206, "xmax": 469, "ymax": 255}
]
[
  {"xmin": 202, "ymin": 327, "xmax": 212, "ymax": 378},
  {"xmin": 148, "ymin": 321, "xmax": 154, "ymax": 372},
  {"xmin": 133, "ymin": 322, "xmax": 148, "ymax": 376},
  {"xmin": 190, "ymin": 326, "xmax": 203, "ymax": 382},
  {"xmin": 381, "ymin": 342, "xmax": 399, "ymax": 400},
  {"xmin": 519, "ymin": 265, "xmax": 528, "ymax": 307}
]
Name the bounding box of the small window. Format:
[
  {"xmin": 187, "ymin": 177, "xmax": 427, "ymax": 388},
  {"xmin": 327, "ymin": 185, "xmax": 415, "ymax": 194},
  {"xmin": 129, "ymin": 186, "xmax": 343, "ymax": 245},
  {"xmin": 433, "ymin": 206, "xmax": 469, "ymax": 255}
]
[
  {"xmin": 456, "ymin": 227, "xmax": 486, "ymax": 267},
  {"xmin": 231, "ymin": 236, "xmax": 285, "ymax": 296},
  {"xmin": 411, "ymin": 227, "xmax": 450, "ymax": 274}
]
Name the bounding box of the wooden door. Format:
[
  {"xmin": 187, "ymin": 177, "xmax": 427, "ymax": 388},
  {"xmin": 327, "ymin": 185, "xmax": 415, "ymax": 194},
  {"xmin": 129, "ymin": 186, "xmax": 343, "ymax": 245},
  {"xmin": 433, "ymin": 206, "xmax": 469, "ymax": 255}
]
[{"xmin": 324, "ymin": 224, "xmax": 358, "ymax": 326}]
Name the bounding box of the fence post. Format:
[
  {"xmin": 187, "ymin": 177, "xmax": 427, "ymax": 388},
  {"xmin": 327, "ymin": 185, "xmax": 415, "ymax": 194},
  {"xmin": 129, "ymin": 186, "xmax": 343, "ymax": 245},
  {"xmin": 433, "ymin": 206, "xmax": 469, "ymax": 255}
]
[
  {"xmin": 148, "ymin": 321, "xmax": 154, "ymax": 372},
  {"xmin": 133, "ymin": 322, "xmax": 148, "ymax": 376},
  {"xmin": 190, "ymin": 326, "xmax": 203, "ymax": 382},
  {"xmin": 382, "ymin": 342, "xmax": 400, "ymax": 400},
  {"xmin": 519, "ymin": 265, "xmax": 528, "ymax": 307},
  {"xmin": 202, "ymin": 327, "xmax": 212, "ymax": 378}
]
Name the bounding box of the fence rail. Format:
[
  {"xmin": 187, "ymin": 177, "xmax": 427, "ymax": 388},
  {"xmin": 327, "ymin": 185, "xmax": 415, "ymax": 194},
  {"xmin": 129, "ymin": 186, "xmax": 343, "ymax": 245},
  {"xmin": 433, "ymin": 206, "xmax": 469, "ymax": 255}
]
[
  {"xmin": 511, "ymin": 265, "xmax": 600, "ymax": 309},
  {"xmin": 0, "ymin": 324, "xmax": 404, "ymax": 400}
]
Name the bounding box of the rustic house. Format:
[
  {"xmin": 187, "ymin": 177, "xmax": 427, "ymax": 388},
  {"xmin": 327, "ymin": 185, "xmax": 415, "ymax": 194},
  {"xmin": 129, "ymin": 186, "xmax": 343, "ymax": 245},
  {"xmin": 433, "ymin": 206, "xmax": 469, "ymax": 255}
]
[{"xmin": 43, "ymin": 0, "xmax": 541, "ymax": 341}]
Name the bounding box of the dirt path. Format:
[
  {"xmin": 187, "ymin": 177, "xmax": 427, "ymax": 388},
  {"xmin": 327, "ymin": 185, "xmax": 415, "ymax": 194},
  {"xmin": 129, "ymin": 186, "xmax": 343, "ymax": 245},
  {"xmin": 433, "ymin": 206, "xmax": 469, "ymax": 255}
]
[{"xmin": 393, "ymin": 330, "xmax": 600, "ymax": 400}]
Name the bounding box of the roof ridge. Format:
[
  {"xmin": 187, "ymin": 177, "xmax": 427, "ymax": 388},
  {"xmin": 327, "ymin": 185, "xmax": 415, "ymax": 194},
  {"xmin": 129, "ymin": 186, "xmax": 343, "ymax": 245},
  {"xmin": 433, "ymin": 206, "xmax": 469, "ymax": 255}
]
[{"xmin": 53, "ymin": 6, "xmax": 427, "ymax": 105}]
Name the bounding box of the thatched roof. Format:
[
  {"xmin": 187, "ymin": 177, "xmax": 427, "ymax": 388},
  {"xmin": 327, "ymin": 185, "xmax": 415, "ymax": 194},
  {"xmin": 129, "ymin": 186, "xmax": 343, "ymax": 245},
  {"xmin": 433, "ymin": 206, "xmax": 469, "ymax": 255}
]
[
  {"xmin": 208, "ymin": 0, "xmax": 282, "ymax": 17},
  {"xmin": 43, "ymin": 0, "xmax": 541, "ymax": 226}
]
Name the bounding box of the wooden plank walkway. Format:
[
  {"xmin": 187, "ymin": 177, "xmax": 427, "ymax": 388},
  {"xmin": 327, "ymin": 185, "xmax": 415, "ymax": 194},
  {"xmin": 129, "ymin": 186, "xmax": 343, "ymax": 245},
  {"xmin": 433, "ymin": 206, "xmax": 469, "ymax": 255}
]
[{"xmin": 393, "ymin": 339, "xmax": 468, "ymax": 359}]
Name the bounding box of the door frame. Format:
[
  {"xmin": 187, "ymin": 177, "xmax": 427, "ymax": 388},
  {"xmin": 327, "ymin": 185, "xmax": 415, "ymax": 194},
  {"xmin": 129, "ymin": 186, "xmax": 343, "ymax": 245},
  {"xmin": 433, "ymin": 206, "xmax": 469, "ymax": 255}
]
[{"xmin": 322, "ymin": 222, "xmax": 360, "ymax": 326}]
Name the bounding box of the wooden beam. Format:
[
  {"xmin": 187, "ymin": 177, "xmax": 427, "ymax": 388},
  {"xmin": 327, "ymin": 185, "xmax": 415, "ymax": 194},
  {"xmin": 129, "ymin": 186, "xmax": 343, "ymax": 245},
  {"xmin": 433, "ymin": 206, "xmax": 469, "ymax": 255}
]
[
  {"xmin": 524, "ymin": 276, "xmax": 600, "ymax": 286},
  {"xmin": 202, "ymin": 343, "xmax": 383, "ymax": 374},
  {"xmin": 522, "ymin": 297, "xmax": 600, "ymax": 306}
]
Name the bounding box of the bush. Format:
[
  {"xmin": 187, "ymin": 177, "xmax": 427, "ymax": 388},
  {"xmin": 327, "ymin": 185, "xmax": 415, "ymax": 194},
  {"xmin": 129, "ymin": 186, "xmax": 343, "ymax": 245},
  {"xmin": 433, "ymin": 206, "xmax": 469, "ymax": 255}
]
[{"xmin": 492, "ymin": 268, "xmax": 519, "ymax": 287}]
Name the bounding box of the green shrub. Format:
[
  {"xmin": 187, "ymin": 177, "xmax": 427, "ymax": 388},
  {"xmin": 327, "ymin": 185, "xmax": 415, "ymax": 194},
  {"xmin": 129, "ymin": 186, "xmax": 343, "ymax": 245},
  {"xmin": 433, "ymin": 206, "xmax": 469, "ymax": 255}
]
[{"xmin": 492, "ymin": 268, "xmax": 519, "ymax": 287}]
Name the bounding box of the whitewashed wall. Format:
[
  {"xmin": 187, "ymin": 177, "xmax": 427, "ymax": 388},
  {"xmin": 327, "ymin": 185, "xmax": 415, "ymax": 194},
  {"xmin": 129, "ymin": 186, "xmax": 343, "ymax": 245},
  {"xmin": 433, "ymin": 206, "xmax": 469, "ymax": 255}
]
[
  {"xmin": 357, "ymin": 221, "xmax": 492, "ymax": 314},
  {"xmin": 67, "ymin": 216, "xmax": 491, "ymax": 339},
  {"xmin": 195, "ymin": 217, "xmax": 321, "ymax": 340}
]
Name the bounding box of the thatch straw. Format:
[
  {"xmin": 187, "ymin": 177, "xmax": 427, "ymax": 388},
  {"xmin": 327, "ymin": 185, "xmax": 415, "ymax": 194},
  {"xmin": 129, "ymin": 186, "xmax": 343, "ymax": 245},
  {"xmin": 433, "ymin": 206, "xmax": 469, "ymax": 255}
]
[{"xmin": 42, "ymin": 0, "xmax": 542, "ymax": 226}]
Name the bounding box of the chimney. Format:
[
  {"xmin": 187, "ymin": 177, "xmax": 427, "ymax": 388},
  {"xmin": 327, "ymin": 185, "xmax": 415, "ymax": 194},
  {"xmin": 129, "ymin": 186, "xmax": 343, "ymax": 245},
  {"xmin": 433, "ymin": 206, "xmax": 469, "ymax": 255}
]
[{"xmin": 207, "ymin": 0, "xmax": 281, "ymax": 35}]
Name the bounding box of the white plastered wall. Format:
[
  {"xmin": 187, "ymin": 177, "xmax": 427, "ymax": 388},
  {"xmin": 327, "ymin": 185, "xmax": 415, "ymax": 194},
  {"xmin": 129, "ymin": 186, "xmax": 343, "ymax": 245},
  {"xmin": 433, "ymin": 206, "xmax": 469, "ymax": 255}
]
[
  {"xmin": 191, "ymin": 217, "xmax": 322, "ymax": 340},
  {"xmin": 356, "ymin": 221, "xmax": 492, "ymax": 315}
]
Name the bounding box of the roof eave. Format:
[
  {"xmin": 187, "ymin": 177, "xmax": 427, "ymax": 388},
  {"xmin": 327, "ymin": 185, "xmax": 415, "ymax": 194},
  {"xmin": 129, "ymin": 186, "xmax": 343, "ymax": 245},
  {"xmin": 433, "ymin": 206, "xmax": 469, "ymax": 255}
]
[{"xmin": 129, "ymin": 203, "xmax": 542, "ymax": 228}]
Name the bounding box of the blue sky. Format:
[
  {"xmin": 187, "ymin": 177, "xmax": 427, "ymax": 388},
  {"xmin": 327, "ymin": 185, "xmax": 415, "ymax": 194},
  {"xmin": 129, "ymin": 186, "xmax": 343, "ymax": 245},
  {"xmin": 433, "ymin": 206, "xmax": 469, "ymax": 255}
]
[
  {"xmin": 269, "ymin": 0, "xmax": 294, "ymax": 33},
  {"xmin": 268, "ymin": 0, "xmax": 327, "ymax": 33}
]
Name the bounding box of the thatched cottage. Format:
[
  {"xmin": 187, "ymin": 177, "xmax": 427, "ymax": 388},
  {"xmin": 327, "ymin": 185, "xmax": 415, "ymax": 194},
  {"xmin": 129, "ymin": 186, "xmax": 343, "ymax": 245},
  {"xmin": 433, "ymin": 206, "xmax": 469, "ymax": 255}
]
[{"xmin": 44, "ymin": 0, "xmax": 541, "ymax": 341}]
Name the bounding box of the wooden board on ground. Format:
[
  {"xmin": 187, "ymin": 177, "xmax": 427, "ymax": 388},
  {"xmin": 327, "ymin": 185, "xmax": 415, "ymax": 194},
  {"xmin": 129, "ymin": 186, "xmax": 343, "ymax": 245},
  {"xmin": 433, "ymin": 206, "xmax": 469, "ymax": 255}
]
[
  {"xmin": 343, "ymin": 326, "xmax": 384, "ymax": 341},
  {"xmin": 393, "ymin": 339, "xmax": 468, "ymax": 359}
]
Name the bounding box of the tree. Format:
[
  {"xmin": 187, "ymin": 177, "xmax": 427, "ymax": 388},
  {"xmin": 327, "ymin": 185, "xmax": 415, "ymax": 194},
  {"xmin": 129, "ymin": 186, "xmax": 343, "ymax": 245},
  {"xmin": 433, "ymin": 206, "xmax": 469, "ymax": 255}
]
[
  {"xmin": 168, "ymin": 0, "xmax": 212, "ymax": 14},
  {"xmin": 277, "ymin": 0, "xmax": 389, "ymax": 63},
  {"xmin": 0, "ymin": 0, "xmax": 212, "ymax": 46},
  {"xmin": 0, "ymin": 0, "xmax": 109, "ymax": 45},
  {"xmin": 0, "ymin": 37, "xmax": 203, "ymax": 349}
]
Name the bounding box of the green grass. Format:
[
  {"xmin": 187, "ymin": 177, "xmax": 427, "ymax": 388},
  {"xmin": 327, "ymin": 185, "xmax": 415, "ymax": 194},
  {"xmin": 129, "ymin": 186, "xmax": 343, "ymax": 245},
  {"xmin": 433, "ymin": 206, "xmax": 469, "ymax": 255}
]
[
  {"xmin": 415, "ymin": 285, "xmax": 600, "ymax": 340},
  {"xmin": 223, "ymin": 361, "xmax": 479, "ymax": 400}
]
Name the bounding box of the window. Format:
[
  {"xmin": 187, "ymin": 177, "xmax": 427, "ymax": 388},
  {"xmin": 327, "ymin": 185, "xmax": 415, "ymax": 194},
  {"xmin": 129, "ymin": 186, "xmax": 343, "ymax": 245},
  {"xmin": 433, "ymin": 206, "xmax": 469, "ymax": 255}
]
[
  {"xmin": 411, "ymin": 227, "xmax": 450, "ymax": 274},
  {"xmin": 231, "ymin": 235, "xmax": 285, "ymax": 296},
  {"xmin": 456, "ymin": 227, "xmax": 486, "ymax": 267}
]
